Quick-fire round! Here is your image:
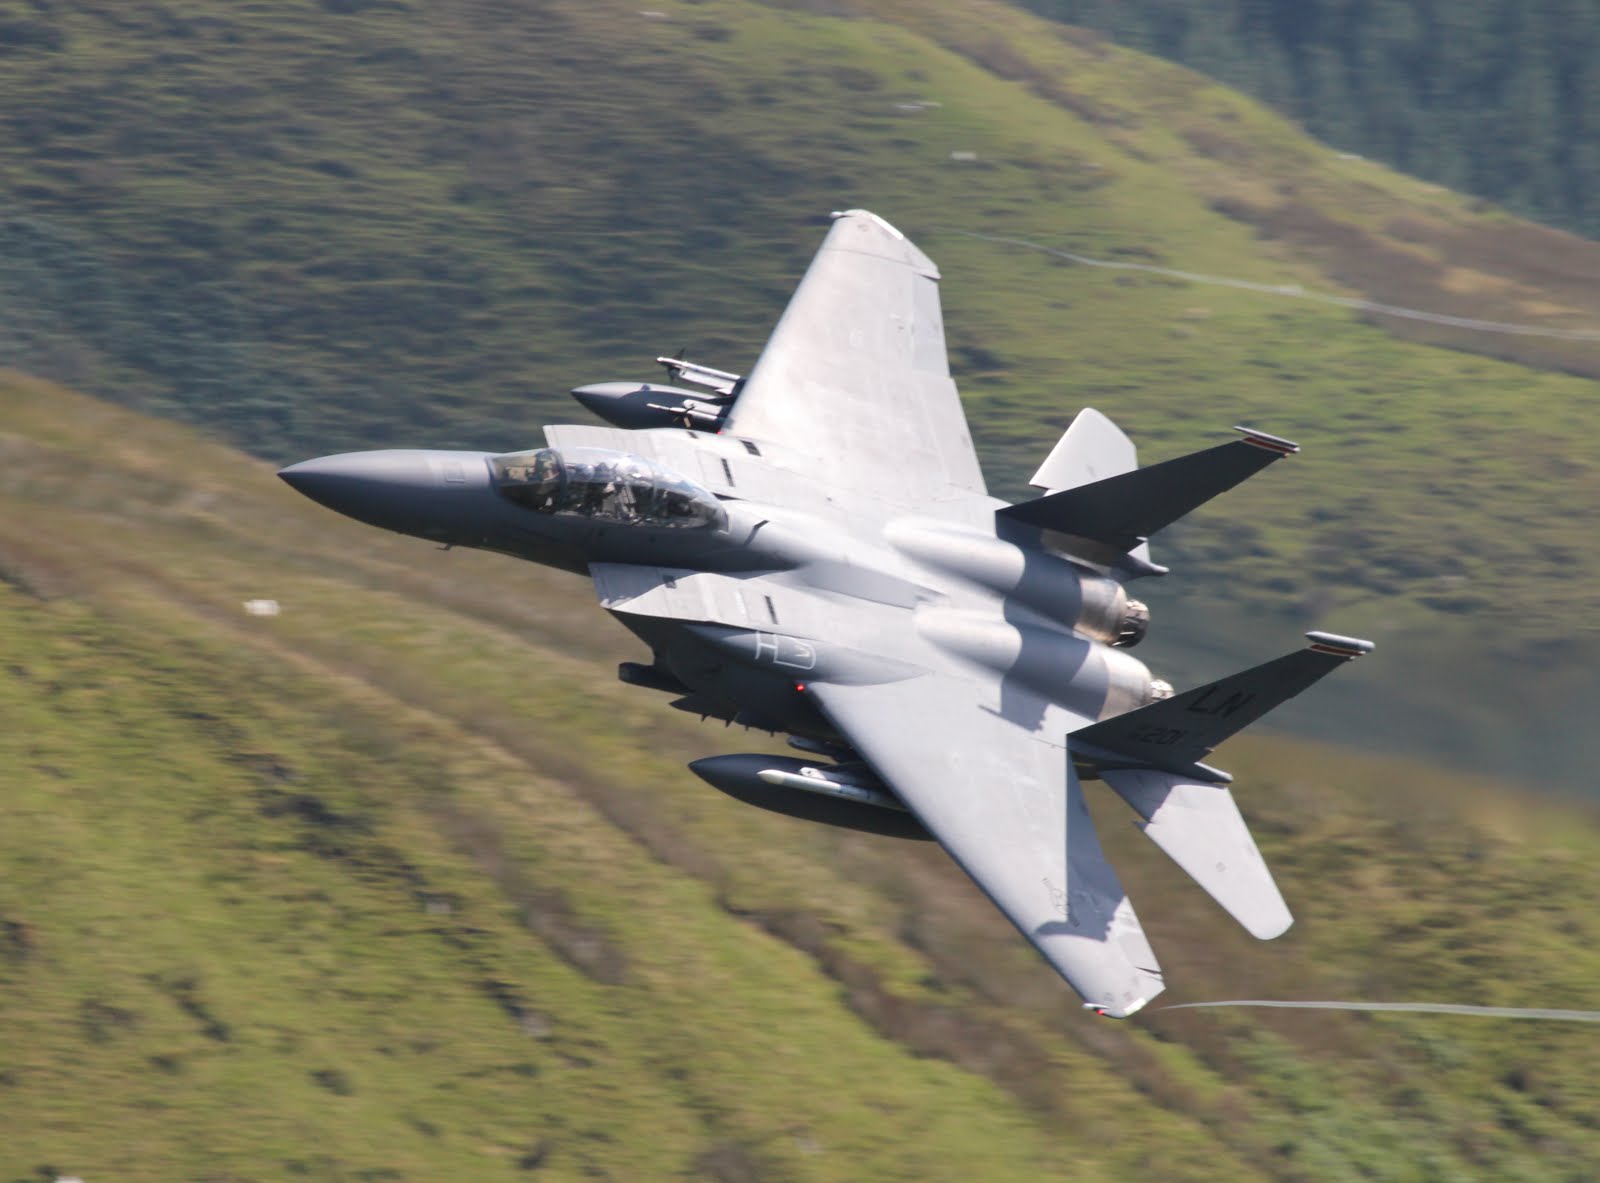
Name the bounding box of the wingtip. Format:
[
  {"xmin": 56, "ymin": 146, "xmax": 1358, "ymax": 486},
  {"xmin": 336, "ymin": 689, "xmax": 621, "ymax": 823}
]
[
  {"xmin": 1084, "ymin": 996, "xmax": 1152, "ymax": 1020},
  {"xmin": 1246, "ymin": 912, "xmax": 1296, "ymax": 941},
  {"xmin": 829, "ymin": 208, "xmax": 906, "ymax": 239},
  {"xmin": 824, "ymin": 209, "xmax": 939, "ymax": 279},
  {"xmin": 1234, "ymin": 425, "xmax": 1300, "ymax": 455}
]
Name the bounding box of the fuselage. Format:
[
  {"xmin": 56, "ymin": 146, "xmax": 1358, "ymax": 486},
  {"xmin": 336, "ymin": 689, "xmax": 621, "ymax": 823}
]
[{"xmin": 279, "ymin": 435, "xmax": 1164, "ymax": 749}]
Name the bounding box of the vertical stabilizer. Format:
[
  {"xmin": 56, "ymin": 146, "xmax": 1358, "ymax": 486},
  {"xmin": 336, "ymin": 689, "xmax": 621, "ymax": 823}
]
[
  {"xmin": 1029, "ymin": 408, "xmax": 1138, "ymax": 493},
  {"xmin": 1004, "ymin": 426, "xmax": 1299, "ymax": 571},
  {"xmin": 1027, "ymin": 408, "xmax": 1152, "ymax": 571}
]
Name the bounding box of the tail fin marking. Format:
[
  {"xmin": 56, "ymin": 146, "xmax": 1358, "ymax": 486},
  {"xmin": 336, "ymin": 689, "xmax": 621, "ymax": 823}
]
[{"xmin": 1069, "ymin": 631, "xmax": 1373, "ymax": 777}]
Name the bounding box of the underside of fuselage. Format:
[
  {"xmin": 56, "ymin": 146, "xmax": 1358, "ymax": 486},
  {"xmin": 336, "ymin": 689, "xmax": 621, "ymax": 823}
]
[{"xmin": 611, "ymin": 613, "xmax": 844, "ymax": 742}]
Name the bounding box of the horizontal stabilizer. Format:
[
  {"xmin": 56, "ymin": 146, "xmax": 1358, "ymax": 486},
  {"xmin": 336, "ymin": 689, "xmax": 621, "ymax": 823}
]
[
  {"xmin": 1070, "ymin": 631, "xmax": 1373, "ymax": 776},
  {"xmin": 1100, "ymin": 769, "xmax": 1291, "ymax": 939},
  {"xmin": 999, "ymin": 427, "xmax": 1299, "ymax": 555}
]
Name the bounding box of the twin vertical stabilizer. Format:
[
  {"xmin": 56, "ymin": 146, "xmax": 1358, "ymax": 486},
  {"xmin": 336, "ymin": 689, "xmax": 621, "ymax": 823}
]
[
  {"xmin": 1028, "ymin": 407, "xmax": 1140, "ymax": 494},
  {"xmin": 1004, "ymin": 413, "xmax": 1298, "ymax": 572}
]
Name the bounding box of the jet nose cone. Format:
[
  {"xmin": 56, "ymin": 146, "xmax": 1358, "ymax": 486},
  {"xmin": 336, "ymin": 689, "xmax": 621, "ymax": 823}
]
[
  {"xmin": 278, "ymin": 450, "xmax": 428, "ymax": 507},
  {"xmin": 279, "ymin": 449, "xmax": 488, "ymax": 539},
  {"xmin": 277, "ymin": 454, "xmax": 358, "ymax": 501}
]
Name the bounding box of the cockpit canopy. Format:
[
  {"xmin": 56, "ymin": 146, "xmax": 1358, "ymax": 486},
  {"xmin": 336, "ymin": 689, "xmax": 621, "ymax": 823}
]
[{"xmin": 489, "ymin": 446, "xmax": 726, "ymax": 530}]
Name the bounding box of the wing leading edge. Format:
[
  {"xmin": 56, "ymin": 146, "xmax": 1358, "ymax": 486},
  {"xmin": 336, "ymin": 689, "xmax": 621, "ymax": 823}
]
[
  {"xmin": 807, "ymin": 677, "xmax": 1165, "ymax": 1018},
  {"xmin": 722, "ymin": 211, "xmax": 986, "ymax": 506}
]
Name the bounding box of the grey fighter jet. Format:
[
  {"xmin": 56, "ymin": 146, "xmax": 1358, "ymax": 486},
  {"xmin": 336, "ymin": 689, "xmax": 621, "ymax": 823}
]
[{"xmin": 281, "ymin": 210, "xmax": 1372, "ymax": 1018}]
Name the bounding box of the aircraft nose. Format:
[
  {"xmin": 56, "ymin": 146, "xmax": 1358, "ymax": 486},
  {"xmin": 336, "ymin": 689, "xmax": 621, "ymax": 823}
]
[
  {"xmin": 278, "ymin": 449, "xmax": 489, "ymax": 540},
  {"xmin": 277, "ymin": 453, "xmax": 360, "ymax": 502},
  {"xmin": 279, "ymin": 449, "xmax": 433, "ymax": 510}
]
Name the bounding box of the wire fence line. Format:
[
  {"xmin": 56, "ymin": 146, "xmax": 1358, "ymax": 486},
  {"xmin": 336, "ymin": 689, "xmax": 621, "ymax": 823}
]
[
  {"xmin": 945, "ymin": 228, "xmax": 1600, "ymax": 343},
  {"xmin": 1159, "ymin": 999, "xmax": 1600, "ymax": 1022}
]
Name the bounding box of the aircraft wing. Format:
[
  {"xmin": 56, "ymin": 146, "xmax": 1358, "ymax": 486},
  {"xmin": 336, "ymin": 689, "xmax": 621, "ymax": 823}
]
[
  {"xmin": 722, "ymin": 210, "xmax": 987, "ymax": 506},
  {"xmin": 806, "ymin": 676, "xmax": 1165, "ymax": 1017}
]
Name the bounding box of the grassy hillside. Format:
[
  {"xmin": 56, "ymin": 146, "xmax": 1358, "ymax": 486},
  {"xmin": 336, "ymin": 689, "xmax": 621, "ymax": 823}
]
[{"xmin": 6, "ymin": 371, "xmax": 1600, "ymax": 1181}]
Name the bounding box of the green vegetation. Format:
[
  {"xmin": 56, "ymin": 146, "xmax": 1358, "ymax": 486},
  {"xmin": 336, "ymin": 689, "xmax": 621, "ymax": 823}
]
[
  {"xmin": 5, "ymin": 373, "xmax": 1600, "ymax": 1180},
  {"xmin": 4, "ymin": 3, "xmax": 1600, "ymax": 1169},
  {"xmin": 1022, "ymin": 0, "xmax": 1600, "ymax": 238}
]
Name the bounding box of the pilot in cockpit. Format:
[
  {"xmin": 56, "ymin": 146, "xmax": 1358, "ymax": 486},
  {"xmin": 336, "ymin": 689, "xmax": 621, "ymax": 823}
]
[{"xmin": 489, "ymin": 446, "xmax": 725, "ymax": 530}]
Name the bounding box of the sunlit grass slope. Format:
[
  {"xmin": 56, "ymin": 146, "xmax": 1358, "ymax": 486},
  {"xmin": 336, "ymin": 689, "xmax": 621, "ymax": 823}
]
[{"xmin": 5, "ymin": 371, "xmax": 1600, "ymax": 1181}]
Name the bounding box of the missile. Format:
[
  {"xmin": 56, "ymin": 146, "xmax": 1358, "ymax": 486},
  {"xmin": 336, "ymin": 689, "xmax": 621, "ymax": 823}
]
[
  {"xmin": 756, "ymin": 765, "xmax": 907, "ymax": 812},
  {"xmin": 654, "ymin": 355, "xmax": 741, "ymax": 394},
  {"xmin": 688, "ymin": 753, "xmax": 931, "ymax": 841}
]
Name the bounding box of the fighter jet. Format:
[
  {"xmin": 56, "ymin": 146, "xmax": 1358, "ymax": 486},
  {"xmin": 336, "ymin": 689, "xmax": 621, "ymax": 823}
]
[{"xmin": 280, "ymin": 210, "xmax": 1372, "ymax": 1018}]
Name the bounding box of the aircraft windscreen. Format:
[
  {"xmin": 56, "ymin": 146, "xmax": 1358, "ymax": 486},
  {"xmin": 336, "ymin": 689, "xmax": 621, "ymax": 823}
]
[{"xmin": 490, "ymin": 447, "xmax": 725, "ymax": 529}]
